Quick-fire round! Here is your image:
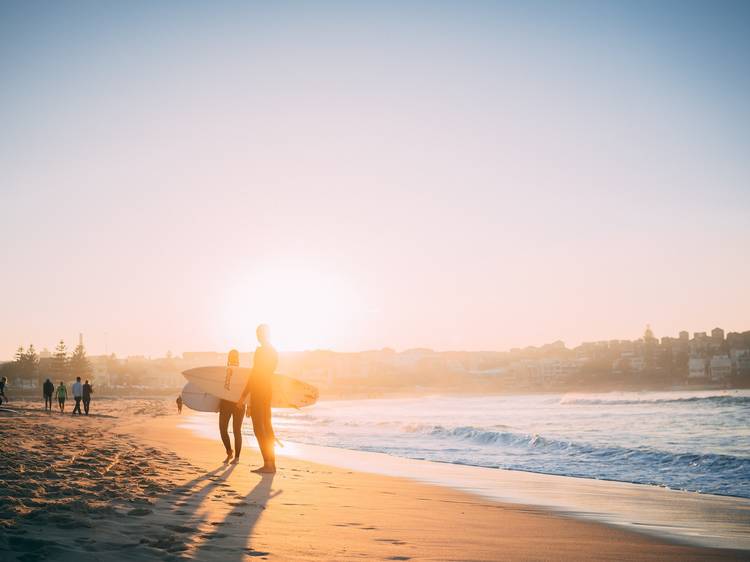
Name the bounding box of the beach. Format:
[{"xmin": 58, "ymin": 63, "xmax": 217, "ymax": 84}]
[{"xmin": 0, "ymin": 400, "xmax": 746, "ymax": 561}]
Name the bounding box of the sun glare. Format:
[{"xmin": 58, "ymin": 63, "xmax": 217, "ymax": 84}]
[{"xmin": 220, "ymin": 265, "xmax": 361, "ymax": 351}]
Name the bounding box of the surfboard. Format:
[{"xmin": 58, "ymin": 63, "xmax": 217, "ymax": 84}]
[
  {"xmin": 180, "ymin": 381, "xmax": 221, "ymax": 412},
  {"xmin": 182, "ymin": 367, "xmax": 319, "ymax": 409}
]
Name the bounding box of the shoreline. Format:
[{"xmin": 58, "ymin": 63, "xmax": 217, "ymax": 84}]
[
  {"xmin": 180, "ymin": 411, "xmax": 750, "ymax": 551},
  {"xmin": 2, "ymin": 401, "xmax": 747, "ymax": 560}
]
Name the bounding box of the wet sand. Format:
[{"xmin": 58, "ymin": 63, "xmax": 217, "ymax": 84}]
[{"xmin": 0, "ymin": 400, "xmax": 746, "ymax": 561}]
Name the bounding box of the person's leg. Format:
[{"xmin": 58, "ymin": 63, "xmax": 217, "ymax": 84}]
[
  {"xmin": 231, "ymin": 406, "xmax": 244, "ymax": 463},
  {"xmin": 83, "ymin": 398, "xmax": 90, "ymax": 415},
  {"xmin": 73, "ymin": 397, "xmax": 81, "ymax": 414},
  {"xmin": 262, "ymin": 402, "xmax": 275, "ymax": 467},
  {"xmin": 218, "ymin": 406, "xmax": 233, "ymax": 461}
]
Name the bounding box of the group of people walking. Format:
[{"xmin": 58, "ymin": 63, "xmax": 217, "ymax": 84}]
[{"xmin": 44, "ymin": 376, "xmax": 93, "ymax": 414}]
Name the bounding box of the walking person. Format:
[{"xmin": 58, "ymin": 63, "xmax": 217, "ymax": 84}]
[
  {"xmin": 82, "ymin": 380, "xmax": 93, "ymax": 415},
  {"xmin": 71, "ymin": 376, "xmax": 83, "ymax": 415},
  {"xmin": 238, "ymin": 324, "xmax": 278, "ymax": 473},
  {"xmin": 218, "ymin": 349, "xmax": 245, "ymax": 464},
  {"xmin": 56, "ymin": 381, "xmax": 67, "ymax": 412},
  {"xmin": 43, "ymin": 378, "xmax": 54, "ymax": 411},
  {"xmin": 176, "ymin": 395, "xmax": 183, "ymax": 414},
  {"xmin": 0, "ymin": 376, "xmax": 7, "ymax": 406}
]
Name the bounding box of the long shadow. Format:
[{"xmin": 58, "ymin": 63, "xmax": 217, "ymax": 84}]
[{"xmin": 189, "ymin": 473, "xmax": 279, "ymax": 560}]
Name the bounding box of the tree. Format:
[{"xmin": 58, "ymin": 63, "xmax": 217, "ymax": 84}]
[
  {"xmin": 22, "ymin": 344, "xmax": 39, "ymax": 381},
  {"xmin": 50, "ymin": 340, "xmax": 68, "ymax": 381},
  {"xmin": 69, "ymin": 341, "xmax": 92, "ymax": 379}
]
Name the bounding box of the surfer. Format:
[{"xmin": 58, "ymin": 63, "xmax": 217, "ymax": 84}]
[
  {"xmin": 0, "ymin": 376, "xmax": 7, "ymax": 406},
  {"xmin": 238, "ymin": 324, "xmax": 278, "ymax": 474},
  {"xmin": 219, "ymin": 349, "xmax": 245, "ymax": 464}
]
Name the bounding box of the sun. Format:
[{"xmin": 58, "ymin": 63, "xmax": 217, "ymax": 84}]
[{"xmin": 220, "ymin": 264, "xmax": 360, "ymax": 351}]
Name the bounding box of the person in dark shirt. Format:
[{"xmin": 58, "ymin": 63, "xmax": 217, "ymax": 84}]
[
  {"xmin": 0, "ymin": 376, "xmax": 7, "ymax": 406},
  {"xmin": 82, "ymin": 380, "xmax": 93, "ymax": 415},
  {"xmin": 218, "ymin": 349, "xmax": 245, "ymax": 464},
  {"xmin": 43, "ymin": 378, "xmax": 54, "ymax": 411},
  {"xmin": 176, "ymin": 395, "xmax": 183, "ymax": 414},
  {"xmin": 238, "ymin": 324, "xmax": 278, "ymax": 473}
]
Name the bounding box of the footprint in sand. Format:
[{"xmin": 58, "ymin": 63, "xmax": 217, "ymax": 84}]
[{"xmin": 244, "ymin": 548, "xmax": 270, "ymax": 557}]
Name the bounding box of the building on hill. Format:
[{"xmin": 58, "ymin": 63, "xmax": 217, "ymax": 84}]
[
  {"xmin": 688, "ymin": 357, "xmax": 708, "ymax": 381},
  {"xmin": 709, "ymin": 355, "xmax": 732, "ymax": 382}
]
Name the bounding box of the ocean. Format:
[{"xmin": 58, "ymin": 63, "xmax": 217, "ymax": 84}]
[{"xmin": 272, "ymin": 389, "xmax": 750, "ymax": 498}]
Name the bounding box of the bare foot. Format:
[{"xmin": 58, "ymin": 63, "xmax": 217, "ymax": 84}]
[
  {"xmin": 230, "ymin": 457, "xmax": 240, "ymax": 465},
  {"xmin": 251, "ymin": 464, "xmax": 276, "ymax": 474},
  {"xmin": 223, "ymin": 451, "xmax": 233, "ymax": 464}
]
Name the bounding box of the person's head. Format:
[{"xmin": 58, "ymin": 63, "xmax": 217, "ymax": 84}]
[
  {"xmin": 227, "ymin": 349, "xmax": 240, "ymax": 367},
  {"xmin": 84, "ymin": 380, "xmax": 89, "ymax": 384},
  {"xmin": 256, "ymin": 324, "xmax": 270, "ymax": 345},
  {"xmin": 46, "ymin": 378, "xmax": 50, "ymax": 383},
  {"xmin": 1, "ymin": 376, "xmax": 6, "ymax": 383},
  {"xmin": 76, "ymin": 376, "xmax": 81, "ymax": 382},
  {"xmin": 59, "ymin": 381, "xmax": 64, "ymax": 385}
]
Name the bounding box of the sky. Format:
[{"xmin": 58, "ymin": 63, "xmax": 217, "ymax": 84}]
[{"xmin": 1, "ymin": 1, "xmax": 749, "ymax": 358}]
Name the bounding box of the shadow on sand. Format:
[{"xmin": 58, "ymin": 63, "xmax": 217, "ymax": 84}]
[{"xmin": 141, "ymin": 463, "xmax": 279, "ymax": 559}]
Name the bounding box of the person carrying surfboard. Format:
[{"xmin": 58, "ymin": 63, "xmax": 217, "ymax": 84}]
[
  {"xmin": 219, "ymin": 349, "xmax": 245, "ymax": 464},
  {"xmin": 238, "ymin": 324, "xmax": 278, "ymax": 474}
]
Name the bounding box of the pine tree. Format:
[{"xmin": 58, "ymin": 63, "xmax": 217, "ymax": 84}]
[
  {"xmin": 22, "ymin": 344, "xmax": 39, "ymax": 381},
  {"xmin": 51, "ymin": 340, "xmax": 68, "ymax": 381},
  {"xmin": 69, "ymin": 342, "xmax": 92, "ymax": 379}
]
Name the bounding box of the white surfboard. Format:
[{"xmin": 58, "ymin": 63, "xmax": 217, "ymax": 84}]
[
  {"xmin": 180, "ymin": 381, "xmax": 221, "ymax": 412},
  {"xmin": 182, "ymin": 366, "xmax": 318, "ymax": 409}
]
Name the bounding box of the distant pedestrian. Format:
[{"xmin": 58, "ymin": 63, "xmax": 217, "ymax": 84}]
[
  {"xmin": 0, "ymin": 376, "xmax": 7, "ymax": 406},
  {"xmin": 56, "ymin": 381, "xmax": 67, "ymax": 412},
  {"xmin": 176, "ymin": 395, "xmax": 183, "ymax": 414},
  {"xmin": 43, "ymin": 378, "xmax": 54, "ymax": 411},
  {"xmin": 71, "ymin": 376, "xmax": 83, "ymax": 415},
  {"xmin": 82, "ymin": 380, "xmax": 93, "ymax": 415}
]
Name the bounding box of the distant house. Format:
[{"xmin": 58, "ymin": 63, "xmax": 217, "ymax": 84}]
[
  {"xmin": 709, "ymin": 355, "xmax": 732, "ymax": 382},
  {"xmin": 688, "ymin": 357, "xmax": 707, "ymax": 380}
]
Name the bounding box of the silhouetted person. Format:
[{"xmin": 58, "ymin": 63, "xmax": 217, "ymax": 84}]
[
  {"xmin": 239, "ymin": 324, "xmax": 278, "ymax": 473},
  {"xmin": 219, "ymin": 349, "xmax": 245, "ymax": 464},
  {"xmin": 82, "ymin": 380, "xmax": 93, "ymax": 415},
  {"xmin": 43, "ymin": 378, "xmax": 54, "ymax": 411},
  {"xmin": 71, "ymin": 376, "xmax": 83, "ymax": 415},
  {"xmin": 56, "ymin": 381, "xmax": 67, "ymax": 412},
  {"xmin": 176, "ymin": 395, "xmax": 183, "ymax": 414},
  {"xmin": 0, "ymin": 376, "xmax": 7, "ymax": 406}
]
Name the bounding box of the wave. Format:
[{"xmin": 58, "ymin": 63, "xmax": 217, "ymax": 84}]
[
  {"xmin": 559, "ymin": 394, "xmax": 750, "ymax": 407},
  {"xmin": 416, "ymin": 424, "xmax": 750, "ymax": 473}
]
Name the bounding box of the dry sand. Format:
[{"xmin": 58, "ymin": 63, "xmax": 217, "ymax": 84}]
[{"xmin": 0, "ymin": 399, "xmax": 746, "ymax": 561}]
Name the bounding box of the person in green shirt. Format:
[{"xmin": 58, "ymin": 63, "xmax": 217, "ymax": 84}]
[{"xmin": 56, "ymin": 381, "xmax": 67, "ymax": 413}]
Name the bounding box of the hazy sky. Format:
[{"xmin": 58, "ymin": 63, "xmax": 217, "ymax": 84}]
[{"xmin": 2, "ymin": 1, "xmax": 749, "ymax": 358}]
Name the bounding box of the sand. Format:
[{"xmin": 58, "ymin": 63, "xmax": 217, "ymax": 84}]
[{"xmin": 0, "ymin": 399, "xmax": 746, "ymax": 561}]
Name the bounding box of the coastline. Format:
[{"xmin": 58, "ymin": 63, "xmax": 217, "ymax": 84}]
[
  {"xmin": 181, "ymin": 412, "xmax": 750, "ymax": 551},
  {"xmin": 1, "ymin": 401, "xmax": 746, "ymax": 561}
]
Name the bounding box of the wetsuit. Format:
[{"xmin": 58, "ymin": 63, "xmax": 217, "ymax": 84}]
[
  {"xmin": 218, "ymin": 399, "xmax": 245, "ymax": 458},
  {"xmin": 249, "ymin": 344, "xmax": 278, "ymax": 463},
  {"xmin": 43, "ymin": 380, "xmax": 54, "ymax": 410},
  {"xmin": 82, "ymin": 383, "xmax": 93, "ymax": 415}
]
